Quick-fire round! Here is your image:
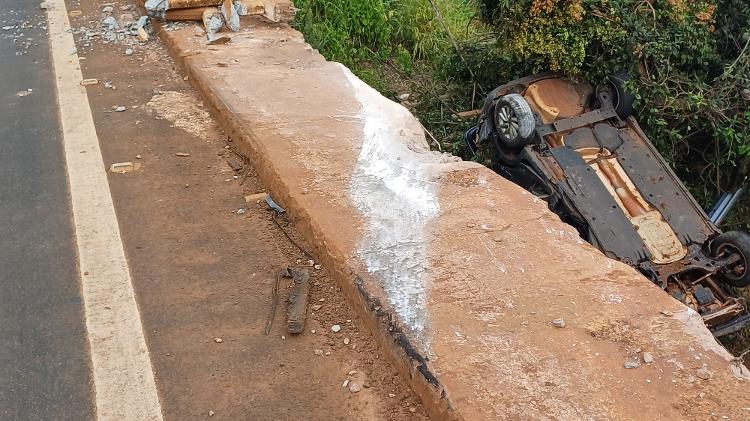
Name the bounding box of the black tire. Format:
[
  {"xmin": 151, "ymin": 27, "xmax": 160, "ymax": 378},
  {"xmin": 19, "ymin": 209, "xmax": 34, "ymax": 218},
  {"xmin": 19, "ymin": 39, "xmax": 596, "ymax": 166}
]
[
  {"xmin": 490, "ymin": 137, "xmax": 522, "ymax": 166},
  {"xmin": 493, "ymin": 94, "xmax": 535, "ymax": 148},
  {"xmin": 711, "ymin": 231, "xmax": 750, "ymax": 288},
  {"xmin": 608, "ymin": 73, "xmax": 635, "ymax": 119}
]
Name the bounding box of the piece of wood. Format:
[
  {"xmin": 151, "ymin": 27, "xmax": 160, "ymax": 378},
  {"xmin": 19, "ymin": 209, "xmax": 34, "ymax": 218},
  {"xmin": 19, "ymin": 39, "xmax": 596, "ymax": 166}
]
[
  {"xmin": 168, "ymin": 0, "xmax": 222, "ymax": 9},
  {"xmin": 286, "ymin": 268, "xmax": 310, "ymax": 334},
  {"xmin": 456, "ymin": 109, "xmax": 481, "ymax": 119},
  {"xmin": 165, "ymin": 7, "xmax": 211, "ymax": 21},
  {"xmin": 244, "ymin": 192, "xmax": 268, "ymax": 203}
]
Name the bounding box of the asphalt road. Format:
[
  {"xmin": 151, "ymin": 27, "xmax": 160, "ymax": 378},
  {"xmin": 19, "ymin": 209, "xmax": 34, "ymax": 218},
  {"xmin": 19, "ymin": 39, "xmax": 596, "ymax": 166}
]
[{"xmin": 0, "ymin": 2, "xmax": 95, "ymax": 419}]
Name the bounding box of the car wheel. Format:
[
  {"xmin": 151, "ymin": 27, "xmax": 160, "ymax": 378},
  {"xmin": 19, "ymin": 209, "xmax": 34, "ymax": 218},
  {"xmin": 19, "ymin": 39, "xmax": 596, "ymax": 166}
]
[
  {"xmin": 493, "ymin": 94, "xmax": 535, "ymax": 148},
  {"xmin": 711, "ymin": 231, "xmax": 750, "ymax": 288},
  {"xmin": 608, "ymin": 73, "xmax": 635, "ymax": 120},
  {"xmin": 490, "ymin": 137, "xmax": 522, "ymax": 166}
]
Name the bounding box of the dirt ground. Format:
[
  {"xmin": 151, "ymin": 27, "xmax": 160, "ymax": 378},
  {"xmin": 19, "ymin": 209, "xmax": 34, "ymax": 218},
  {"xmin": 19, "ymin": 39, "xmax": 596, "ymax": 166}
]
[{"xmin": 65, "ymin": 0, "xmax": 428, "ymax": 419}]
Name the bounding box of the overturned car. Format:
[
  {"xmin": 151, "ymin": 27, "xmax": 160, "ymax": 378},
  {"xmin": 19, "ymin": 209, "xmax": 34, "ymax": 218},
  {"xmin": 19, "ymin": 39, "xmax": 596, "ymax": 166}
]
[{"xmin": 465, "ymin": 74, "xmax": 750, "ymax": 337}]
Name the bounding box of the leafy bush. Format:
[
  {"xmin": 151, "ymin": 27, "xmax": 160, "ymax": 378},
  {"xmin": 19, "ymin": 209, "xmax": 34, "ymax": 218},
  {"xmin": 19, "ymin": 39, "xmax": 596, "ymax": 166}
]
[{"xmin": 483, "ymin": 0, "xmax": 750, "ymax": 207}]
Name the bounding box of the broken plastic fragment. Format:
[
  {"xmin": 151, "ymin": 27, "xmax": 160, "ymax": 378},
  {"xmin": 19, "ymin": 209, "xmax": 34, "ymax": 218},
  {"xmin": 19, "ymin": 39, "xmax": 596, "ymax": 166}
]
[{"xmin": 265, "ymin": 195, "xmax": 286, "ymax": 214}]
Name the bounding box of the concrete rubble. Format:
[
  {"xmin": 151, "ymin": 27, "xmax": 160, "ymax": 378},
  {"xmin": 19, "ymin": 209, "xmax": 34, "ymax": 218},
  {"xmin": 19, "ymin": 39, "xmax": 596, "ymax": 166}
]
[{"xmin": 147, "ymin": 11, "xmax": 750, "ymax": 421}]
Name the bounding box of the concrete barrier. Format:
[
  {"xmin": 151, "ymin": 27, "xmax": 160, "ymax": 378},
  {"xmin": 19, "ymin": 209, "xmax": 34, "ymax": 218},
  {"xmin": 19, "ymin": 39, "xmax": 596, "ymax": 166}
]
[{"xmin": 157, "ymin": 18, "xmax": 750, "ymax": 420}]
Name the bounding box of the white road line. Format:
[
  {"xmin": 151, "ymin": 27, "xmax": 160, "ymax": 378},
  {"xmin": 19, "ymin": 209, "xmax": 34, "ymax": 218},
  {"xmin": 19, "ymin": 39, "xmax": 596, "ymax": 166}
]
[{"xmin": 45, "ymin": 1, "xmax": 163, "ymax": 419}]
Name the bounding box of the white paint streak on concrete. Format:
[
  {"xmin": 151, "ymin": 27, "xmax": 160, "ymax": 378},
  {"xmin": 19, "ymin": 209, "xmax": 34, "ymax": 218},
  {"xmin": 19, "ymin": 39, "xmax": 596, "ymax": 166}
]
[
  {"xmin": 46, "ymin": 1, "xmax": 163, "ymax": 419},
  {"xmin": 342, "ymin": 65, "xmax": 439, "ymax": 340}
]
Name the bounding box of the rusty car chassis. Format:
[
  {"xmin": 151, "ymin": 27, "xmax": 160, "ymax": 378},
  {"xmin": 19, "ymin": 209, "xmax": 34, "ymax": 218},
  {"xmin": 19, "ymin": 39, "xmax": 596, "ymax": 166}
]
[{"xmin": 466, "ymin": 74, "xmax": 750, "ymax": 337}]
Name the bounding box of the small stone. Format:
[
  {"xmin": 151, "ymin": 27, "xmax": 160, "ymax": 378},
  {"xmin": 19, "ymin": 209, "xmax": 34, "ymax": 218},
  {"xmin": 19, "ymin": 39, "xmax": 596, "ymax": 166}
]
[
  {"xmin": 342, "ymin": 379, "xmax": 349, "ymax": 388},
  {"xmin": 236, "ymin": 208, "xmax": 246, "ymax": 215},
  {"xmin": 343, "ymin": 338, "xmax": 350, "ymax": 345},
  {"xmin": 311, "ymin": 305, "xmax": 322, "ymax": 311},
  {"xmin": 331, "ymin": 324, "xmax": 341, "ymax": 333},
  {"xmin": 551, "ymin": 318, "xmax": 566, "ymax": 328},
  {"xmin": 102, "ymin": 16, "xmax": 118, "ymax": 29},
  {"xmin": 314, "ymin": 264, "xmax": 322, "ymax": 270},
  {"xmin": 314, "ymin": 349, "xmax": 324, "ymax": 356},
  {"xmin": 660, "ymin": 310, "xmax": 673, "ymax": 317},
  {"xmin": 397, "ymin": 93, "xmax": 410, "ymax": 101},
  {"xmin": 115, "ymin": 106, "xmax": 126, "ymax": 112},
  {"xmin": 696, "ymin": 366, "xmax": 712, "ymax": 380},
  {"xmin": 388, "ymin": 393, "xmax": 396, "ymax": 398},
  {"xmin": 135, "ymin": 154, "xmax": 142, "ymax": 159},
  {"xmin": 324, "ymin": 351, "xmax": 331, "ymax": 356},
  {"xmin": 307, "ymin": 259, "xmax": 314, "ymax": 266},
  {"xmin": 409, "ymin": 407, "xmax": 417, "ymax": 413},
  {"xmin": 349, "ymin": 382, "xmax": 361, "ymax": 393},
  {"xmin": 125, "ymin": 48, "xmax": 133, "ymax": 55},
  {"xmin": 214, "ymin": 337, "xmax": 222, "ymax": 343},
  {"xmin": 642, "ymin": 352, "xmax": 655, "ymax": 364},
  {"xmin": 102, "ymin": 6, "xmax": 114, "ymax": 13},
  {"xmin": 208, "ymin": 410, "xmax": 215, "ymax": 417},
  {"xmin": 175, "ymin": 152, "xmax": 190, "ymax": 157},
  {"xmin": 348, "ymin": 370, "xmax": 356, "ymax": 375},
  {"xmin": 318, "ymin": 298, "xmax": 325, "ymax": 302},
  {"xmin": 281, "ymin": 335, "xmax": 285, "ymax": 340},
  {"xmin": 624, "ymin": 361, "xmax": 640, "ymax": 369},
  {"xmin": 310, "ymin": 329, "xmax": 316, "ymax": 334}
]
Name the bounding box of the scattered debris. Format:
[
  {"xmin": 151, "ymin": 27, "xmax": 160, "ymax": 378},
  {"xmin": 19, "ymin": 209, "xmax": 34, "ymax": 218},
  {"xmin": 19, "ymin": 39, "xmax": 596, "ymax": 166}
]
[
  {"xmin": 285, "ymin": 268, "xmax": 311, "ymax": 334},
  {"xmin": 80, "ymin": 78, "xmax": 99, "ymax": 86},
  {"xmin": 263, "ymin": 273, "xmax": 281, "ymax": 335},
  {"xmin": 696, "ymin": 366, "xmax": 713, "ymax": 380},
  {"xmin": 331, "ymin": 324, "xmax": 341, "ymax": 333},
  {"xmin": 642, "ymin": 352, "xmax": 655, "ymax": 364},
  {"xmin": 397, "ymin": 93, "xmax": 411, "ymax": 101},
  {"xmin": 137, "ymin": 27, "xmax": 149, "ymax": 41},
  {"xmin": 102, "ymin": 16, "xmax": 119, "ymax": 30},
  {"xmin": 114, "ymin": 106, "xmax": 126, "ymax": 112},
  {"xmin": 214, "ymin": 337, "xmax": 223, "ymax": 343},
  {"xmin": 551, "ymin": 318, "xmax": 566, "ymax": 328},
  {"xmin": 175, "ymin": 152, "xmax": 190, "ymax": 157},
  {"xmin": 110, "ymin": 162, "xmax": 139, "ymax": 173},
  {"xmin": 313, "ymin": 349, "xmax": 324, "ymax": 356},
  {"xmin": 624, "ymin": 361, "xmax": 640, "ymax": 369}
]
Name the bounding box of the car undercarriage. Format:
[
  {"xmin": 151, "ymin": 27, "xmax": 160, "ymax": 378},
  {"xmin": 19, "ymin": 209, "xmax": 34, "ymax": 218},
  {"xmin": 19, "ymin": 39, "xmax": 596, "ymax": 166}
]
[{"xmin": 467, "ymin": 74, "xmax": 750, "ymax": 337}]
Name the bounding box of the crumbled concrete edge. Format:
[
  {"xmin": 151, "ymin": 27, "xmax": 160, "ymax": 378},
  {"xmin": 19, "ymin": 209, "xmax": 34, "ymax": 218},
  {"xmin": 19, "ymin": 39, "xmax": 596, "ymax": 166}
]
[{"xmin": 674, "ymin": 308, "xmax": 750, "ymax": 380}]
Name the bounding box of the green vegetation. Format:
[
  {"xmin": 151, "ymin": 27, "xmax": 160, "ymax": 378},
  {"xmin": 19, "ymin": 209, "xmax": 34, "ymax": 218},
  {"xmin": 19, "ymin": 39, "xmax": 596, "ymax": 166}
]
[{"xmin": 293, "ymin": 0, "xmax": 750, "ymax": 349}]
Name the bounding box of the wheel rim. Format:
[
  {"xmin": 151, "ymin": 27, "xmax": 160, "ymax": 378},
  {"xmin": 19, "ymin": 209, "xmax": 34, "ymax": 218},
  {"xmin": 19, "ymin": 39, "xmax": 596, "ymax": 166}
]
[
  {"xmin": 717, "ymin": 243, "xmax": 748, "ymax": 280},
  {"xmin": 496, "ymin": 104, "xmax": 519, "ymax": 140}
]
